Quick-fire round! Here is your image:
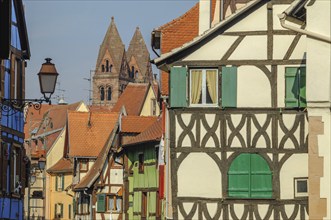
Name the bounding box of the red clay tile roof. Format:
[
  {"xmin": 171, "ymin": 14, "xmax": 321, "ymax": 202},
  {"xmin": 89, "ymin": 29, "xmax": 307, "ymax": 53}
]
[
  {"xmin": 67, "ymin": 111, "xmax": 119, "ymax": 157},
  {"xmin": 121, "ymin": 116, "xmax": 158, "ymax": 133},
  {"xmin": 47, "ymin": 158, "xmax": 72, "ymax": 174},
  {"xmin": 25, "ymin": 102, "xmax": 83, "ymax": 156},
  {"xmin": 112, "ymin": 83, "xmax": 149, "ymax": 115},
  {"xmin": 124, "ymin": 117, "xmax": 162, "ymax": 146}
]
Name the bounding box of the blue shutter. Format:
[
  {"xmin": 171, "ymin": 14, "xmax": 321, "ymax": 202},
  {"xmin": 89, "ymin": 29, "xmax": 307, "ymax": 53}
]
[
  {"xmin": 222, "ymin": 66, "xmax": 237, "ymax": 107},
  {"xmin": 170, "ymin": 67, "xmax": 187, "ymax": 107}
]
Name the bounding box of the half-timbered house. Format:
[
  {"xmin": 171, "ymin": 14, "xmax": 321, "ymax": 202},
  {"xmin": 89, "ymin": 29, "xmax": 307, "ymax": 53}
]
[
  {"xmin": 152, "ymin": 0, "xmax": 310, "ymax": 219},
  {"xmin": 0, "ymin": 1, "xmax": 30, "ymax": 219}
]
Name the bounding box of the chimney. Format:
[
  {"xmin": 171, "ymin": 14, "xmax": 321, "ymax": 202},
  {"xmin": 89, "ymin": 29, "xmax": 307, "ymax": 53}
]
[{"xmin": 199, "ymin": 0, "xmax": 211, "ymax": 35}]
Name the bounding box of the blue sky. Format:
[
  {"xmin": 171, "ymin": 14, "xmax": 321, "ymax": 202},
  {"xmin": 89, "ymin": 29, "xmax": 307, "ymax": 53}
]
[{"xmin": 24, "ymin": 0, "xmax": 197, "ymax": 104}]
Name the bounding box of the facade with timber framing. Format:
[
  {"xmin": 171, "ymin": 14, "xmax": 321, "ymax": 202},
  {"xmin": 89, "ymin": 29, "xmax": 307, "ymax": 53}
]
[
  {"xmin": 152, "ymin": 0, "xmax": 315, "ymax": 219},
  {"xmin": 0, "ymin": 0, "xmax": 30, "ymax": 219}
]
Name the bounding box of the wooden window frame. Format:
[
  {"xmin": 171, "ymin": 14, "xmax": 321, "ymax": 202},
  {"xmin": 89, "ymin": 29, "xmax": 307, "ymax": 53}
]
[
  {"xmin": 294, "ymin": 177, "xmax": 308, "ymax": 198},
  {"xmin": 138, "ymin": 153, "xmax": 144, "ymax": 174},
  {"xmin": 106, "ymin": 194, "xmax": 123, "ymax": 213},
  {"xmin": 189, "ymin": 68, "xmax": 218, "ymax": 107},
  {"xmin": 79, "ymin": 160, "xmax": 89, "ymax": 172}
]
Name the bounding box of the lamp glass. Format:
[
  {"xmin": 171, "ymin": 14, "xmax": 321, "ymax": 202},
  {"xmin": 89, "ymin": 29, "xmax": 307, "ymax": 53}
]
[
  {"xmin": 38, "ymin": 159, "xmax": 46, "ymax": 171},
  {"xmin": 39, "ymin": 73, "xmax": 58, "ymax": 95}
]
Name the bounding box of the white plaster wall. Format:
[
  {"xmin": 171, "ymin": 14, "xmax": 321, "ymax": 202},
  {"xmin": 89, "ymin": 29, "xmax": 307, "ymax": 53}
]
[
  {"xmin": 177, "ymin": 153, "xmax": 222, "ymax": 198},
  {"xmin": 280, "ymin": 154, "xmax": 308, "ymax": 199},
  {"xmin": 226, "ymin": 5, "xmax": 267, "ymax": 32},
  {"xmin": 237, "ymin": 66, "xmax": 271, "ymax": 107},
  {"xmin": 230, "ymin": 36, "xmax": 267, "ymax": 60},
  {"xmin": 273, "ymin": 35, "xmax": 296, "ymax": 59},
  {"xmin": 110, "ymin": 169, "xmax": 123, "ymax": 184}
]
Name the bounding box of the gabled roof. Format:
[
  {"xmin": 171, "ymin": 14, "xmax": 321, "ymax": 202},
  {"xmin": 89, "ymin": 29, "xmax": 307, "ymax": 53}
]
[
  {"xmin": 124, "ymin": 117, "xmax": 162, "ymax": 146},
  {"xmin": 153, "ymin": 0, "xmax": 262, "ymax": 69},
  {"xmin": 73, "ymin": 119, "xmax": 120, "ymax": 191},
  {"xmin": 127, "ymin": 27, "xmax": 151, "ymax": 79},
  {"xmin": 121, "ymin": 115, "xmax": 158, "ymax": 133},
  {"xmin": 67, "ymin": 111, "xmax": 119, "ymax": 157},
  {"xmin": 95, "ymin": 17, "xmax": 125, "ymax": 74},
  {"xmin": 112, "ymin": 83, "xmax": 149, "ymax": 115},
  {"xmin": 47, "ymin": 158, "xmax": 72, "ymax": 174}
]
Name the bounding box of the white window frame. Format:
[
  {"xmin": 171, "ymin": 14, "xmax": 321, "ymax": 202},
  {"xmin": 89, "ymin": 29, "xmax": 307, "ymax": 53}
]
[
  {"xmin": 294, "ymin": 177, "xmax": 308, "ymax": 197},
  {"xmin": 189, "ymin": 69, "xmax": 218, "ymax": 107}
]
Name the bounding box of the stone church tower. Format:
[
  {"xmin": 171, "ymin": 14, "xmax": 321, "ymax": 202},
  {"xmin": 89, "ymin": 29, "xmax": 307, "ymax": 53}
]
[{"xmin": 92, "ymin": 17, "xmax": 153, "ymax": 107}]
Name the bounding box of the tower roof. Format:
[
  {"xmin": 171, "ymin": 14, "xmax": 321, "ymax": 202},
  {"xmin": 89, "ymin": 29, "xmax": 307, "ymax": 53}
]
[
  {"xmin": 96, "ymin": 17, "xmax": 125, "ymax": 73},
  {"xmin": 127, "ymin": 27, "xmax": 151, "ymax": 79}
]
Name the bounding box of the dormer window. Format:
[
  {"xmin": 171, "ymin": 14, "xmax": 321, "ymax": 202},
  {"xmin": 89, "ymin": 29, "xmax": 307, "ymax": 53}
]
[
  {"xmin": 107, "ymin": 87, "xmax": 112, "ymax": 101},
  {"xmin": 100, "ymin": 87, "xmax": 105, "ymax": 101}
]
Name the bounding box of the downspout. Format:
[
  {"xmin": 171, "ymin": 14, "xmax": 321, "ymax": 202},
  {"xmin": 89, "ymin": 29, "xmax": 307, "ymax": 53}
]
[
  {"xmin": 278, "ymin": 13, "xmax": 331, "ymax": 43},
  {"xmin": 83, "ymin": 190, "xmax": 92, "ymax": 220}
]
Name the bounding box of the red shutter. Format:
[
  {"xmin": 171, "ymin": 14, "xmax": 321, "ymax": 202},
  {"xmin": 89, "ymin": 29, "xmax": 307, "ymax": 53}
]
[{"xmin": 159, "ymin": 165, "xmax": 165, "ymax": 199}]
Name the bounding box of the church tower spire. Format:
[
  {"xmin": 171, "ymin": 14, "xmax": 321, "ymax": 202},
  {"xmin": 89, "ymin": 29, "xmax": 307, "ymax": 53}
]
[{"xmin": 92, "ymin": 17, "xmax": 128, "ymax": 107}]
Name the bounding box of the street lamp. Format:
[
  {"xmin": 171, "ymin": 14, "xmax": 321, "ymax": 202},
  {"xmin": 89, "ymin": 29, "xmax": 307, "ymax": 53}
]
[
  {"xmin": 0, "ymin": 58, "xmax": 59, "ymax": 115},
  {"xmin": 38, "ymin": 156, "xmax": 46, "ymax": 171}
]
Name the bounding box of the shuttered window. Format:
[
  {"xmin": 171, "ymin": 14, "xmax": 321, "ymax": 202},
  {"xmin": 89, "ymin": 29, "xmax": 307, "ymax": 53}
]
[
  {"xmin": 228, "ymin": 153, "xmax": 272, "ymax": 198},
  {"xmin": 221, "ymin": 66, "xmax": 237, "ymax": 108},
  {"xmin": 170, "ymin": 67, "xmax": 187, "ymax": 107},
  {"xmin": 97, "ymin": 194, "xmax": 106, "ymax": 213},
  {"xmin": 285, "ymin": 67, "xmax": 306, "ymax": 108}
]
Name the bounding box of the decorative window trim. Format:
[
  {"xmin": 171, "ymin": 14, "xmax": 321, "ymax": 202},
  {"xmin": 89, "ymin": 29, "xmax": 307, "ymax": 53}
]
[{"xmin": 79, "ymin": 160, "xmax": 88, "ymax": 172}]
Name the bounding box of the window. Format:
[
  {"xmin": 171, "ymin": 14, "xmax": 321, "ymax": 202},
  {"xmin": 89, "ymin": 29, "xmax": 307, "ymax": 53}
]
[
  {"xmin": 151, "ymin": 98, "xmax": 157, "ymax": 115},
  {"xmin": 294, "ymin": 177, "xmax": 308, "ymax": 197},
  {"xmin": 138, "ymin": 153, "xmax": 144, "ymax": 173},
  {"xmin": 79, "ymin": 194, "xmax": 90, "ymax": 214},
  {"xmin": 56, "ymin": 174, "xmax": 64, "ymax": 191},
  {"xmin": 155, "ymin": 145, "xmax": 159, "ymax": 168},
  {"xmin": 130, "ymin": 66, "xmax": 135, "ymax": 79},
  {"xmin": 135, "ymin": 71, "xmax": 139, "ymax": 79},
  {"xmin": 285, "ymin": 67, "xmax": 306, "ymax": 108},
  {"xmin": 79, "ymin": 160, "xmax": 88, "ymax": 172},
  {"xmin": 106, "ymin": 60, "xmax": 109, "ymax": 72},
  {"xmin": 55, "ymin": 203, "xmax": 63, "ymax": 218},
  {"xmin": 190, "ymin": 69, "xmax": 218, "ymax": 106},
  {"xmin": 102, "ymin": 65, "xmax": 105, "ymax": 72},
  {"xmin": 107, "ymin": 195, "xmax": 122, "ymax": 212},
  {"xmin": 109, "ymin": 64, "xmax": 113, "ymax": 72},
  {"xmin": 141, "ymin": 192, "xmax": 147, "ymax": 218},
  {"xmin": 100, "ymin": 87, "xmax": 105, "ymax": 101},
  {"xmin": 107, "ymin": 87, "xmax": 112, "ymax": 101},
  {"xmin": 228, "ymin": 153, "xmax": 272, "ymax": 198}
]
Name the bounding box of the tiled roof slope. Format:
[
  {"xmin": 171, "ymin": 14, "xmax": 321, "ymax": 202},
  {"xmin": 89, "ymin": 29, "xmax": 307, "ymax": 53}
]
[
  {"xmin": 67, "ymin": 111, "xmax": 119, "ymax": 157},
  {"xmin": 96, "ymin": 17, "xmax": 125, "ymax": 74},
  {"xmin": 112, "ymin": 83, "xmax": 149, "ymax": 115},
  {"xmin": 127, "ymin": 27, "xmax": 151, "ymax": 81},
  {"xmin": 124, "ymin": 117, "xmax": 162, "ymax": 146},
  {"xmin": 47, "ymin": 158, "xmax": 72, "ymax": 174},
  {"xmin": 156, "ymin": 0, "xmax": 254, "ymax": 95},
  {"xmin": 24, "ymin": 104, "xmax": 53, "ymax": 138},
  {"xmin": 121, "ymin": 116, "xmax": 158, "ymax": 133}
]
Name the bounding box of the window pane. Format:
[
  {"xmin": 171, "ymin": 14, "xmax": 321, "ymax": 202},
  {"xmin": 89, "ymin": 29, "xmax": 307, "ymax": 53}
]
[
  {"xmin": 108, "ymin": 197, "xmax": 114, "ymax": 210},
  {"xmin": 206, "ymin": 70, "xmax": 217, "ymax": 104},
  {"xmin": 297, "ymin": 180, "xmax": 307, "ymax": 193},
  {"xmin": 190, "ymin": 70, "xmax": 202, "ymax": 104}
]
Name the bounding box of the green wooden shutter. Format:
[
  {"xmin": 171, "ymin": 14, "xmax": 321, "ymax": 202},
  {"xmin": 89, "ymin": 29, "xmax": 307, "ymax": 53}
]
[
  {"xmin": 299, "ymin": 67, "xmax": 306, "ymax": 107},
  {"xmin": 170, "ymin": 67, "xmax": 187, "ymax": 108},
  {"xmin": 73, "ymin": 198, "xmax": 76, "ymax": 215},
  {"xmin": 55, "ymin": 176, "xmax": 58, "ymax": 191},
  {"xmin": 62, "ymin": 175, "xmax": 65, "ymax": 191},
  {"xmin": 55, "ymin": 204, "xmax": 58, "ymax": 217},
  {"xmin": 97, "ymin": 194, "xmax": 106, "ymax": 213},
  {"xmin": 285, "ymin": 67, "xmax": 300, "ymax": 107},
  {"xmin": 228, "ymin": 153, "xmax": 272, "ymax": 198},
  {"xmin": 228, "ymin": 154, "xmax": 250, "ymax": 198},
  {"xmin": 60, "ymin": 203, "xmax": 64, "ymax": 217},
  {"xmin": 222, "ymin": 66, "xmax": 237, "ymax": 107},
  {"xmin": 250, "ymin": 154, "xmax": 272, "ymax": 198},
  {"xmin": 69, "ymin": 204, "xmax": 71, "ymax": 219}
]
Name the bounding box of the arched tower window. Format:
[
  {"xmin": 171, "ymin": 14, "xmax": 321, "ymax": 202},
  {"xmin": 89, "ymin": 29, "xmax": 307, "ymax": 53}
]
[
  {"xmin": 109, "ymin": 64, "xmax": 113, "ymax": 72},
  {"xmin": 130, "ymin": 66, "xmax": 135, "ymax": 79},
  {"xmin": 100, "ymin": 87, "xmax": 105, "ymax": 101},
  {"xmin": 106, "ymin": 60, "xmax": 109, "ymax": 72},
  {"xmin": 107, "ymin": 87, "xmax": 112, "ymax": 101},
  {"xmin": 102, "ymin": 65, "xmax": 105, "ymax": 72},
  {"xmin": 135, "ymin": 71, "xmax": 139, "ymax": 79},
  {"xmin": 228, "ymin": 153, "xmax": 272, "ymax": 198}
]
